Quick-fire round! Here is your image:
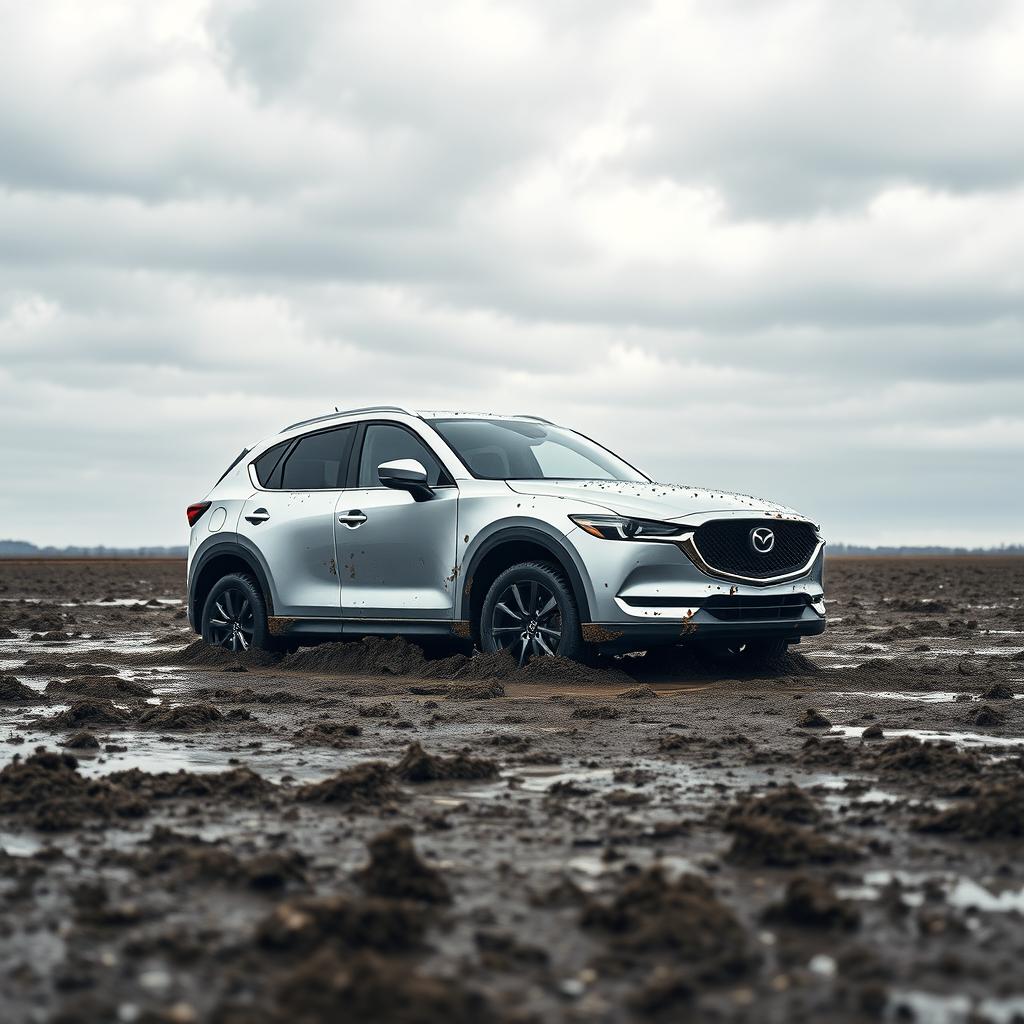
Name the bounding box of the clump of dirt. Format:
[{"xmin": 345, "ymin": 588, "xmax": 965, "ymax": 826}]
[
  {"xmin": 726, "ymin": 816, "xmax": 861, "ymax": 867},
  {"xmin": 19, "ymin": 660, "xmax": 117, "ymax": 677},
  {"xmin": 359, "ymin": 701, "xmax": 398, "ymax": 717},
  {"xmin": 797, "ymin": 708, "xmax": 832, "ymax": 728},
  {"xmin": 109, "ymin": 766, "xmax": 273, "ymax": 802},
  {"xmin": 0, "ymin": 673, "xmax": 45, "ymax": 704},
  {"xmin": 582, "ymin": 868, "xmax": 755, "ymax": 981},
  {"xmin": 972, "ymin": 704, "xmax": 1007, "ymax": 727},
  {"xmin": 292, "ymin": 720, "xmax": 362, "ymax": 747},
  {"xmin": 297, "ymin": 762, "xmax": 400, "ymax": 806},
  {"xmin": 520, "ymin": 655, "xmax": 634, "ymax": 686},
  {"xmin": 0, "ymin": 749, "xmax": 145, "ymax": 830},
  {"xmin": 981, "ymin": 682, "xmax": 1015, "ymax": 700},
  {"xmin": 394, "ymin": 741, "xmax": 499, "ymax": 782},
  {"xmin": 257, "ymin": 898, "xmax": 427, "ymax": 956},
  {"xmin": 136, "ymin": 702, "xmax": 224, "ymax": 730},
  {"xmin": 570, "ymin": 704, "xmax": 621, "ymax": 720},
  {"xmin": 762, "ymin": 875, "xmax": 860, "ymax": 930},
  {"xmin": 726, "ymin": 784, "xmax": 822, "ymax": 825},
  {"xmin": 63, "ymin": 730, "xmax": 100, "ymax": 750},
  {"xmin": 45, "ymin": 675, "xmax": 154, "ymax": 700},
  {"xmin": 197, "ymin": 687, "xmax": 302, "ymax": 704},
  {"xmin": 618, "ymin": 685, "xmax": 658, "ymax": 700},
  {"xmin": 444, "ymin": 680, "xmax": 506, "ymax": 699},
  {"xmin": 47, "ymin": 698, "xmax": 132, "ymax": 730},
  {"xmin": 916, "ymin": 780, "xmax": 1024, "ymax": 839},
  {"xmin": 154, "ymin": 639, "xmax": 251, "ymax": 669},
  {"xmin": 872, "ymin": 736, "xmax": 979, "ymax": 777},
  {"xmin": 356, "ymin": 826, "xmax": 450, "ymax": 904},
  {"xmin": 267, "ymin": 949, "xmax": 496, "ymax": 1024},
  {"xmin": 862, "ymin": 723, "xmax": 884, "ymax": 739}
]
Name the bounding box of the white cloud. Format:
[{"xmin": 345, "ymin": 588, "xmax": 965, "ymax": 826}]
[{"xmin": 0, "ymin": 0, "xmax": 1021, "ymax": 547}]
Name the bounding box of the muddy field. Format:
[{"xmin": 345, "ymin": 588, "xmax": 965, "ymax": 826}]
[{"xmin": 1, "ymin": 556, "xmax": 1023, "ymax": 1023}]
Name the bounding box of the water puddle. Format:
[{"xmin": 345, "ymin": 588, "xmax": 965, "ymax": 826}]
[
  {"xmin": 886, "ymin": 990, "xmax": 1024, "ymax": 1024},
  {"xmin": 829, "ymin": 726, "xmax": 1024, "ymax": 749},
  {"xmin": 859, "ymin": 870, "xmax": 1024, "ymax": 913}
]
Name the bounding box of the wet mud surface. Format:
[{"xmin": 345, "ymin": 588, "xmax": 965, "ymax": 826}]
[{"xmin": 1, "ymin": 556, "xmax": 1024, "ymax": 1023}]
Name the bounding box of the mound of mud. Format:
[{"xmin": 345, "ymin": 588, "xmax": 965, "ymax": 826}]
[
  {"xmin": 521, "ymin": 655, "xmax": 633, "ymax": 686},
  {"xmin": 872, "ymin": 736, "xmax": 979, "ymax": 777},
  {"xmin": 394, "ymin": 741, "xmax": 498, "ymax": 783},
  {"xmin": 136, "ymin": 702, "xmax": 223, "ymax": 730},
  {"xmin": 63, "ymin": 730, "xmax": 100, "ymax": 750},
  {"xmin": 292, "ymin": 720, "xmax": 362, "ymax": 747},
  {"xmin": 20, "ymin": 660, "xmax": 116, "ymax": 677},
  {"xmin": 582, "ymin": 868, "xmax": 754, "ymax": 980},
  {"xmin": 0, "ymin": 749, "xmax": 145, "ymax": 830},
  {"xmin": 356, "ymin": 826, "xmax": 450, "ymax": 904},
  {"xmin": 109, "ymin": 765, "xmax": 272, "ymax": 803},
  {"xmin": 726, "ymin": 784, "xmax": 822, "ymax": 825},
  {"xmin": 282, "ymin": 637, "xmax": 426, "ymax": 676},
  {"xmin": 258, "ymin": 897, "xmax": 427, "ymax": 956},
  {"xmin": 45, "ymin": 675, "xmax": 154, "ymax": 700},
  {"xmin": 797, "ymin": 708, "xmax": 832, "ymax": 728},
  {"xmin": 47, "ymin": 698, "xmax": 132, "ymax": 730},
  {"xmin": 267, "ymin": 949, "xmax": 495, "ymax": 1024},
  {"xmin": 570, "ymin": 704, "xmax": 621, "ymax": 720},
  {"xmin": 915, "ymin": 780, "xmax": 1024, "ymax": 839},
  {"xmin": 981, "ymin": 682, "xmax": 1015, "ymax": 700},
  {"xmin": 618, "ymin": 684, "xmax": 658, "ymax": 700},
  {"xmin": 762, "ymin": 875, "xmax": 860, "ymax": 930},
  {"xmin": 197, "ymin": 686, "xmax": 303, "ymax": 704},
  {"xmin": 0, "ymin": 673, "xmax": 45, "ymax": 704},
  {"xmin": 297, "ymin": 763, "xmax": 399, "ymax": 806},
  {"xmin": 726, "ymin": 816, "xmax": 861, "ymax": 867},
  {"xmin": 443, "ymin": 680, "xmax": 506, "ymax": 699}
]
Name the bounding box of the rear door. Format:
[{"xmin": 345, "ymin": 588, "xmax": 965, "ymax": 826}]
[
  {"xmin": 237, "ymin": 425, "xmax": 355, "ymax": 618},
  {"xmin": 336, "ymin": 422, "xmax": 459, "ymax": 621}
]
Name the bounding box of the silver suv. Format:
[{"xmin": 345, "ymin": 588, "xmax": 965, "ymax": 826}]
[{"xmin": 186, "ymin": 406, "xmax": 825, "ymax": 666}]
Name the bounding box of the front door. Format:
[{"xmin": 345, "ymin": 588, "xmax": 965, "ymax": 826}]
[{"xmin": 337, "ymin": 422, "xmax": 459, "ymax": 620}]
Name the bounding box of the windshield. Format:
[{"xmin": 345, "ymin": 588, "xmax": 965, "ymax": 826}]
[{"xmin": 429, "ymin": 419, "xmax": 648, "ymax": 482}]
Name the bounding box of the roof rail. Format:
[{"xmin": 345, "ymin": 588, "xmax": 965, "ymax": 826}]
[
  {"xmin": 512, "ymin": 413, "xmax": 556, "ymax": 425},
  {"xmin": 281, "ymin": 405, "xmax": 419, "ymax": 433}
]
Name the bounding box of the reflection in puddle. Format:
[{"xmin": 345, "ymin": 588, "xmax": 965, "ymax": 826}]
[
  {"xmin": 842, "ymin": 870, "xmax": 1024, "ymax": 913},
  {"xmin": 829, "ymin": 725, "xmax": 1024, "ymax": 749},
  {"xmin": 887, "ymin": 990, "xmax": 1024, "ymax": 1024}
]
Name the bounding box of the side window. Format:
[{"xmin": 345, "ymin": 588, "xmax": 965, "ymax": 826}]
[
  {"xmin": 357, "ymin": 424, "xmax": 446, "ymax": 488},
  {"xmin": 252, "ymin": 441, "xmax": 291, "ymax": 488},
  {"xmin": 279, "ymin": 426, "xmax": 355, "ymax": 490}
]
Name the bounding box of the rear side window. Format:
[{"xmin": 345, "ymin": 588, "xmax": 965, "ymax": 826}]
[
  {"xmin": 357, "ymin": 424, "xmax": 446, "ymax": 487},
  {"xmin": 252, "ymin": 441, "xmax": 291, "ymax": 488},
  {"xmin": 277, "ymin": 426, "xmax": 355, "ymax": 490}
]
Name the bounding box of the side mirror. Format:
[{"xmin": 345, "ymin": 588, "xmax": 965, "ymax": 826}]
[{"xmin": 378, "ymin": 459, "xmax": 433, "ymax": 501}]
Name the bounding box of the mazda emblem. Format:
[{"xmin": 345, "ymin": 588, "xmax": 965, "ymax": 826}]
[{"xmin": 750, "ymin": 527, "xmax": 775, "ymax": 554}]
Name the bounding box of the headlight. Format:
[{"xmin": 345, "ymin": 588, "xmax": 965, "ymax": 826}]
[{"xmin": 569, "ymin": 514, "xmax": 685, "ymax": 541}]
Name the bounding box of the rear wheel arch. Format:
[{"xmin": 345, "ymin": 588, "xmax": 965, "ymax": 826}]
[
  {"xmin": 189, "ymin": 541, "xmax": 275, "ymax": 631},
  {"xmin": 460, "ymin": 527, "xmax": 592, "ymax": 642}
]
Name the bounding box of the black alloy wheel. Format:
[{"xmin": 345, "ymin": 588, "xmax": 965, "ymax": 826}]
[
  {"xmin": 201, "ymin": 572, "xmax": 273, "ymax": 653},
  {"xmin": 480, "ymin": 561, "xmax": 585, "ymax": 665}
]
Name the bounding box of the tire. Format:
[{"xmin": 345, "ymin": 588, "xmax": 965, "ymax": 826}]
[
  {"xmin": 698, "ymin": 638, "xmax": 788, "ymax": 668},
  {"xmin": 201, "ymin": 573, "xmax": 274, "ymax": 654},
  {"xmin": 479, "ymin": 561, "xmax": 585, "ymax": 665}
]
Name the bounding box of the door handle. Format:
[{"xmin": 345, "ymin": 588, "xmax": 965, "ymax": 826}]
[
  {"xmin": 338, "ymin": 510, "xmax": 367, "ymax": 528},
  {"xmin": 245, "ymin": 508, "xmax": 270, "ymax": 525}
]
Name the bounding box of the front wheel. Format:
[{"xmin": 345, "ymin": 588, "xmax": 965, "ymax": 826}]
[
  {"xmin": 201, "ymin": 573, "xmax": 274, "ymax": 653},
  {"xmin": 480, "ymin": 561, "xmax": 585, "ymax": 666}
]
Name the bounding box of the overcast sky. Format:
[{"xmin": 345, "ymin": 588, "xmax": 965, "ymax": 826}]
[{"xmin": 1, "ymin": 0, "xmax": 1022, "ymax": 548}]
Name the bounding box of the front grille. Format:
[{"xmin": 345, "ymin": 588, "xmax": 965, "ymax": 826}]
[
  {"xmin": 702, "ymin": 594, "xmax": 809, "ymax": 621},
  {"xmin": 691, "ymin": 519, "xmax": 818, "ymax": 580}
]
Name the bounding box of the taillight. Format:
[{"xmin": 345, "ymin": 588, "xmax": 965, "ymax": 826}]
[{"xmin": 186, "ymin": 502, "xmax": 212, "ymax": 527}]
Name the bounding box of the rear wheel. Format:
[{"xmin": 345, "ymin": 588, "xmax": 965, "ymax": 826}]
[
  {"xmin": 480, "ymin": 561, "xmax": 585, "ymax": 665},
  {"xmin": 201, "ymin": 573, "xmax": 273, "ymax": 653}
]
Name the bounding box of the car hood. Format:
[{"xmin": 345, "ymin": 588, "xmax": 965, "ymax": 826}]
[{"xmin": 504, "ymin": 479, "xmax": 808, "ymax": 524}]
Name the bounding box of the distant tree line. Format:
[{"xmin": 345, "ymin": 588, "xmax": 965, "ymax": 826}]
[
  {"xmin": 827, "ymin": 543, "xmax": 1024, "ymax": 557},
  {"xmin": 0, "ymin": 540, "xmax": 188, "ymax": 558}
]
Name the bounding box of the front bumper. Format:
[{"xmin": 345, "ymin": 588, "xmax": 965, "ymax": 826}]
[{"xmin": 567, "ymin": 522, "xmax": 826, "ymax": 652}]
